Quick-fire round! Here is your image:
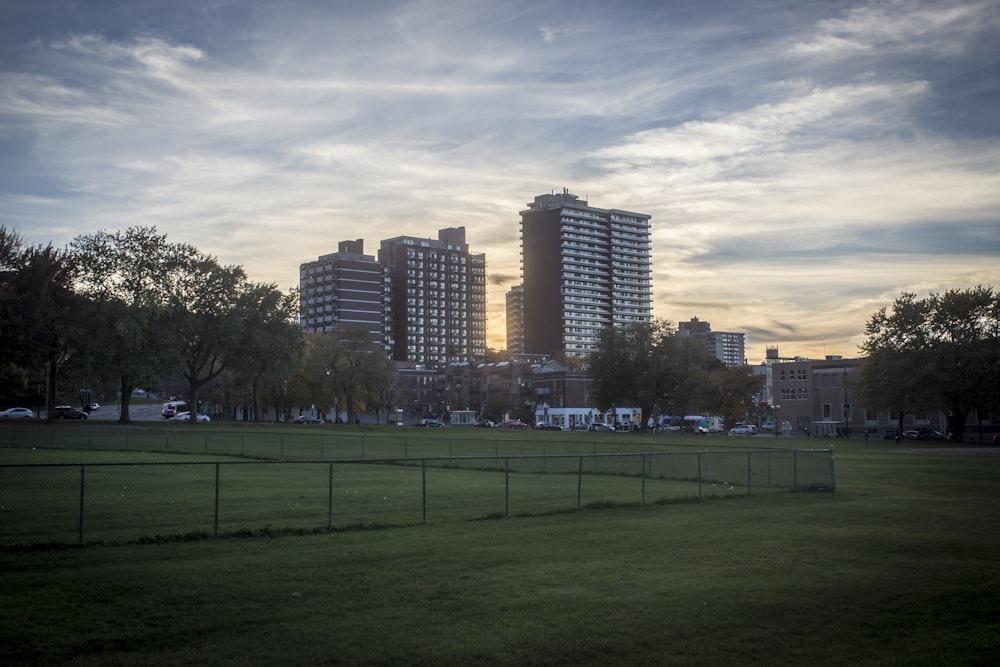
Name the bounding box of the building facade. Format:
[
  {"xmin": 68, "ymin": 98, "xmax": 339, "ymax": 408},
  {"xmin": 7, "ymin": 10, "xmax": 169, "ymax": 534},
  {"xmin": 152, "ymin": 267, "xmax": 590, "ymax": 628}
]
[
  {"xmin": 519, "ymin": 189, "xmax": 651, "ymax": 358},
  {"xmin": 505, "ymin": 284, "xmax": 525, "ymax": 355},
  {"xmin": 299, "ymin": 239, "xmax": 391, "ymax": 352},
  {"xmin": 378, "ymin": 227, "xmax": 487, "ymax": 367}
]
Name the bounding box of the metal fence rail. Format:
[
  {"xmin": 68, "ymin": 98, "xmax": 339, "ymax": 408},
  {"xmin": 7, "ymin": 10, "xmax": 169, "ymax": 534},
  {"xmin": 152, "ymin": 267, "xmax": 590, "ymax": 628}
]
[{"xmin": 1, "ymin": 448, "xmax": 835, "ymax": 546}]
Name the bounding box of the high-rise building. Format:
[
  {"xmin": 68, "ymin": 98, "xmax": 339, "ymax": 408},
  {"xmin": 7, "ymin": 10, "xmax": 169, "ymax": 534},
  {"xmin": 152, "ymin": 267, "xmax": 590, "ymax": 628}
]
[
  {"xmin": 379, "ymin": 227, "xmax": 487, "ymax": 367},
  {"xmin": 519, "ymin": 189, "xmax": 651, "ymax": 358},
  {"xmin": 678, "ymin": 316, "xmax": 746, "ymax": 367},
  {"xmin": 505, "ymin": 284, "xmax": 525, "ymax": 355},
  {"xmin": 299, "ymin": 240, "xmax": 391, "ymax": 352}
]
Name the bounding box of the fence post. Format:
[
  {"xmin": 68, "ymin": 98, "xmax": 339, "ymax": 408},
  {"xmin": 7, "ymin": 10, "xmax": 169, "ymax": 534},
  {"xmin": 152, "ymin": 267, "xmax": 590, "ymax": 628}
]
[
  {"xmin": 746, "ymin": 451, "xmax": 752, "ymax": 496},
  {"xmin": 641, "ymin": 454, "xmax": 646, "ymax": 505},
  {"xmin": 793, "ymin": 450, "xmax": 798, "ymax": 489},
  {"xmin": 78, "ymin": 464, "xmax": 85, "ymax": 545},
  {"xmin": 697, "ymin": 452, "xmax": 703, "ymax": 498},
  {"xmin": 829, "ymin": 446, "xmax": 837, "ymax": 491},
  {"xmin": 577, "ymin": 456, "xmax": 583, "ymax": 509},
  {"xmin": 241, "ymin": 433, "xmax": 245, "ymax": 457},
  {"xmin": 327, "ymin": 462, "xmax": 334, "ymax": 530},
  {"xmin": 214, "ymin": 463, "xmax": 220, "ymax": 538},
  {"xmin": 504, "ymin": 457, "xmax": 510, "ymax": 518},
  {"xmin": 421, "ymin": 459, "xmax": 427, "ymax": 524}
]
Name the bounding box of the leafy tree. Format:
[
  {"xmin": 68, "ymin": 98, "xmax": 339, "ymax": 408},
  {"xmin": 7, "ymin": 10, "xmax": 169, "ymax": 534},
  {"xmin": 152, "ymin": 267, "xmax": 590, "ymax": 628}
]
[
  {"xmin": 691, "ymin": 364, "xmax": 765, "ymax": 432},
  {"xmin": 168, "ymin": 253, "xmax": 250, "ymax": 424},
  {"xmin": 587, "ymin": 319, "xmax": 715, "ymax": 429},
  {"xmin": 0, "ymin": 226, "xmax": 78, "ymax": 419},
  {"xmin": 860, "ymin": 287, "xmax": 1000, "ymax": 441},
  {"xmin": 230, "ymin": 283, "xmax": 303, "ymax": 423},
  {"xmin": 71, "ymin": 227, "xmax": 195, "ymax": 423}
]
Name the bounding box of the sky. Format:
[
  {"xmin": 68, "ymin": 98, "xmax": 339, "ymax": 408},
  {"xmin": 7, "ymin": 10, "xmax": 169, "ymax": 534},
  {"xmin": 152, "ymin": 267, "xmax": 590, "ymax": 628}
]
[{"xmin": 3, "ymin": 0, "xmax": 999, "ymax": 362}]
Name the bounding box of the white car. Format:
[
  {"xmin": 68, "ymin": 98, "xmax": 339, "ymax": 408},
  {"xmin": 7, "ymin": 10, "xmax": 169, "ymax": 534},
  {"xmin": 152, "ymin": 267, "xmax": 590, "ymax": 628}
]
[
  {"xmin": 729, "ymin": 426, "xmax": 756, "ymax": 436},
  {"xmin": 170, "ymin": 411, "xmax": 211, "ymax": 423},
  {"xmin": 0, "ymin": 407, "xmax": 35, "ymax": 419}
]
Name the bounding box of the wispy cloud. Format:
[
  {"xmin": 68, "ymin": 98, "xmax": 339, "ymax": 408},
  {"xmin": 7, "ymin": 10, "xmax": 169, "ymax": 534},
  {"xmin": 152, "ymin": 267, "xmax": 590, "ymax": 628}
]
[{"xmin": 2, "ymin": 0, "xmax": 998, "ymax": 359}]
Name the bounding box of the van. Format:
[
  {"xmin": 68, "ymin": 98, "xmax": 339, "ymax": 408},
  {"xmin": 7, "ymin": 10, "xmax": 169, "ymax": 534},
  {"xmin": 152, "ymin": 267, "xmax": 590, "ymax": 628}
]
[{"xmin": 162, "ymin": 402, "xmax": 189, "ymax": 419}]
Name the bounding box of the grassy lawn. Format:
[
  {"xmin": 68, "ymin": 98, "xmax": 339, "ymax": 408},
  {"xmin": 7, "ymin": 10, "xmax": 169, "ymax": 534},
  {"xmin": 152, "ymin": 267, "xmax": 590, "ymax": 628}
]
[{"xmin": 1, "ymin": 427, "xmax": 998, "ymax": 664}]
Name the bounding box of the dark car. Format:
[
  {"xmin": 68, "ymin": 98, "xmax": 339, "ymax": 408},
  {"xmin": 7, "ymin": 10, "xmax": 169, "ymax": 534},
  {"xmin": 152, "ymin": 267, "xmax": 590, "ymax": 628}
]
[
  {"xmin": 416, "ymin": 419, "xmax": 444, "ymax": 427},
  {"xmin": 883, "ymin": 428, "xmax": 900, "ymax": 440},
  {"xmin": 294, "ymin": 415, "xmax": 324, "ymax": 424},
  {"xmin": 534, "ymin": 422, "xmax": 562, "ymax": 431},
  {"xmin": 51, "ymin": 405, "xmax": 88, "ymax": 419},
  {"xmin": 915, "ymin": 429, "xmax": 945, "ymax": 440},
  {"xmin": 474, "ymin": 419, "xmax": 495, "ymax": 428},
  {"xmin": 589, "ymin": 423, "xmax": 615, "ymax": 432}
]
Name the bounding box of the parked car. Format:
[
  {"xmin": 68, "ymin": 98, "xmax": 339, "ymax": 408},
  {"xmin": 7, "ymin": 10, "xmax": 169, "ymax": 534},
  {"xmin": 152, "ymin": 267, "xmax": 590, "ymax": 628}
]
[
  {"xmin": 51, "ymin": 405, "xmax": 88, "ymax": 419},
  {"xmin": 505, "ymin": 420, "xmax": 529, "ymax": 429},
  {"xmin": 293, "ymin": 415, "xmax": 324, "ymax": 424},
  {"xmin": 884, "ymin": 428, "xmax": 900, "ymax": 440},
  {"xmin": 170, "ymin": 411, "xmax": 211, "ymax": 423},
  {"xmin": 474, "ymin": 419, "xmax": 495, "ymax": 428},
  {"xmin": 729, "ymin": 425, "xmax": 756, "ymax": 436},
  {"xmin": 535, "ymin": 422, "xmax": 562, "ymax": 431},
  {"xmin": 901, "ymin": 430, "xmax": 944, "ymax": 440},
  {"xmin": 415, "ymin": 419, "xmax": 444, "ymax": 427},
  {"xmin": 0, "ymin": 407, "xmax": 35, "ymax": 419},
  {"xmin": 589, "ymin": 423, "xmax": 615, "ymax": 432}
]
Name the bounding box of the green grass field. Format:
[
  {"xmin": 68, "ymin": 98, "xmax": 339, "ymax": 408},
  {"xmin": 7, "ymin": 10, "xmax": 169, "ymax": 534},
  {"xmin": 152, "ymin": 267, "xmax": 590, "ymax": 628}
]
[{"xmin": 1, "ymin": 424, "xmax": 998, "ymax": 665}]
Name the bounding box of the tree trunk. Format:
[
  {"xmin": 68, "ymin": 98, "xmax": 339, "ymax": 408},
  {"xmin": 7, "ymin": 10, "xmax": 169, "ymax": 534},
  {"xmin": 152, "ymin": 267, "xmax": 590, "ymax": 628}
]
[{"xmin": 118, "ymin": 375, "xmax": 133, "ymax": 424}]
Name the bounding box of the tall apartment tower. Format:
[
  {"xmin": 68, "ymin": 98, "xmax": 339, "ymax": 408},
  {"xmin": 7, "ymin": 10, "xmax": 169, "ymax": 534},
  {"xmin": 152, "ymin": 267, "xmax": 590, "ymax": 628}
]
[
  {"xmin": 299, "ymin": 240, "xmax": 391, "ymax": 353},
  {"xmin": 519, "ymin": 189, "xmax": 651, "ymax": 358},
  {"xmin": 379, "ymin": 227, "xmax": 487, "ymax": 367},
  {"xmin": 505, "ymin": 284, "xmax": 525, "ymax": 355}
]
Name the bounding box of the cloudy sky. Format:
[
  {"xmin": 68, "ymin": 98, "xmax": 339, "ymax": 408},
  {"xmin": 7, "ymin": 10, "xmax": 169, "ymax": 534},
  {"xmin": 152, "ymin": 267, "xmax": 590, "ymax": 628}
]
[{"xmin": 3, "ymin": 0, "xmax": 999, "ymax": 361}]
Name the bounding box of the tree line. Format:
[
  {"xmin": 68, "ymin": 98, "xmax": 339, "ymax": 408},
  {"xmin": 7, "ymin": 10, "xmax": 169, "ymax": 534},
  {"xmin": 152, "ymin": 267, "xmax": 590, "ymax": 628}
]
[
  {"xmin": 585, "ymin": 288, "xmax": 999, "ymax": 440},
  {"xmin": 586, "ymin": 318, "xmax": 764, "ymax": 431},
  {"xmin": 0, "ymin": 226, "xmax": 393, "ymax": 424},
  {"xmin": 858, "ymin": 287, "xmax": 1000, "ymax": 441}
]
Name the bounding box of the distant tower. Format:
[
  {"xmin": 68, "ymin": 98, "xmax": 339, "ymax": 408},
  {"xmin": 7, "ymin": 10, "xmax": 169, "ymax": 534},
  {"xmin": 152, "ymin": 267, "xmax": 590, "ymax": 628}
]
[
  {"xmin": 519, "ymin": 189, "xmax": 651, "ymax": 357},
  {"xmin": 678, "ymin": 316, "xmax": 746, "ymax": 367},
  {"xmin": 299, "ymin": 239, "xmax": 391, "ymax": 353},
  {"xmin": 506, "ymin": 284, "xmax": 525, "ymax": 354},
  {"xmin": 379, "ymin": 227, "xmax": 486, "ymax": 367}
]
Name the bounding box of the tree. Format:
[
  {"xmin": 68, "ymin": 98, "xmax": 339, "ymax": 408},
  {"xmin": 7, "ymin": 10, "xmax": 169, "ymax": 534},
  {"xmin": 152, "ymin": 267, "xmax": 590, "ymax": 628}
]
[
  {"xmin": 0, "ymin": 226, "xmax": 79, "ymax": 419},
  {"xmin": 168, "ymin": 252, "xmax": 250, "ymax": 424},
  {"xmin": 860, "ymin": 287, "xmax": 1000, "ymax": 441},
  {"xmin": 587, "ymin": 319, "xmax": 715, "ymax": 429},
  {"xmin": 71, "ymin": 227, "xmax": 196, "ymax": 423},
  {"xmin": 230, "ymin": 283, "xmax": 303, "ymax": 423},
  {"xmin": 691, "ymin": 364, "xmax": 765, "ymax": 432}
]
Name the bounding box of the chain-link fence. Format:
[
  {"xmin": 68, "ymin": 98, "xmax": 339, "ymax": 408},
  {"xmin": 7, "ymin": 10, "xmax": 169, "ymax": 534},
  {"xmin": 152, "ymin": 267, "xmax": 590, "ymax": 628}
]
[{"xmin": 1, "ymin": 444, "xmax": 834, "ymax": 546}]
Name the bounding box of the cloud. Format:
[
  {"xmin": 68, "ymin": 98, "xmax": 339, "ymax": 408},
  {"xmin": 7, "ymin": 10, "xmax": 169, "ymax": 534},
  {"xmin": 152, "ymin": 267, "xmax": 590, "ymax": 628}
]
[{"xmin": 2, "ymin": 0, "xmax": 999, "ymax": 360}]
